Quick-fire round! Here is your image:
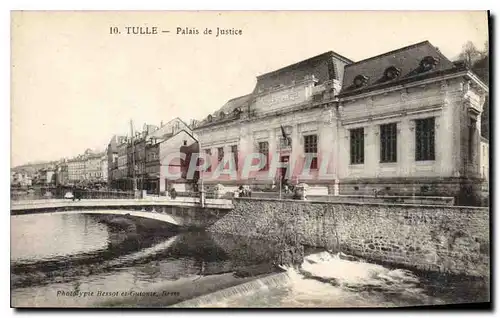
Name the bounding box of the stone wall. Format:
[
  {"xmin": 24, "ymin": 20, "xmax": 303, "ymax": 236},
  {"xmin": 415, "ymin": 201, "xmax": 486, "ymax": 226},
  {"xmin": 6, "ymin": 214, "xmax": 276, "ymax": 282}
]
[
  {"xmin": 208, "ymin": 198, "xmax": 489, "ymax": 277},
  {"xmin": 337, "ymin": 176, "xmax": 484, "ymax": 206}
]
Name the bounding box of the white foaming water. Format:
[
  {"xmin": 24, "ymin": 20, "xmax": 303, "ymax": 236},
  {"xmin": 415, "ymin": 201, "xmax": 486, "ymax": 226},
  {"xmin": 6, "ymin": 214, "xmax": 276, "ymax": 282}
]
[{"xmin": 188, "ymin": 251, "xmax": 443, "ymax": 308}]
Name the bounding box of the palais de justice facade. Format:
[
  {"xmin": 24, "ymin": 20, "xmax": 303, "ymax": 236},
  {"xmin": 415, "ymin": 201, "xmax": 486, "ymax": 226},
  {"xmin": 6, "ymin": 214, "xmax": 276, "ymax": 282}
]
[{"xmin": 193, "ymin": 41, "xmax": 488, "ymax": 204}]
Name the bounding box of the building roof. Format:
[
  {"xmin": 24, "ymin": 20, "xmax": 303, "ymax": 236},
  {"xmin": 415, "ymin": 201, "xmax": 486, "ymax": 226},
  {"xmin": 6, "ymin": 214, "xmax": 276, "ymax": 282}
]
[
  {"xmin": 87, "ymin": 153, "xmax": 104, "ymax": 160},
  {"xmin": 148, "ymin": 117, "xmax": 191, "ymax": 139},
  {"xmin": 257, "ymin": 51, "xmax": 353, "ymax": 77},
  {"xmin": 156, "ymin": 128, "xmax": 198, "ymax": 146},
  {"xmin": 255, "ymin": 51, "xmax": 353, "ymax": 92},
  {"xmin": 108, "ymin": 135, "xmax": 127, "ymax": 153},
  {"xmin": 218, "ymin": 94, "xmax": 252, "ymax": 114},
  {"xmin": 195, "ymin": 51, "xmax": 354, "ymax": 129},
  {"xmin": 339, "ymin": 41, "xmax": 458, "ymax": 96},
  {"xmin": 194, "ymin": 94, "xmax": 252, "ymax": 128}
]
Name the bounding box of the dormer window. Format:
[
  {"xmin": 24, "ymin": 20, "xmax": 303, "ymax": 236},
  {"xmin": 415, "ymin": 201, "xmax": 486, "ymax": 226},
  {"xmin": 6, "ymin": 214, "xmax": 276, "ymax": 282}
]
[
  {"xmin": 353, "ymin": 75, "xmax": 369, "ymax": 88},
  {"xmin": 207, "ymin": 115, "xmax": 213, "ymax": 122},
  {"xmin": 419, "ymin": 56, "xmax": 439, "ymax": 72},
  {"xmin": 220, "ymin": 112, "xmax": 226, "ymax": 119},
  {"xmin": 383, "ymin": 66, "xmax": 401, "ymax": 81}
]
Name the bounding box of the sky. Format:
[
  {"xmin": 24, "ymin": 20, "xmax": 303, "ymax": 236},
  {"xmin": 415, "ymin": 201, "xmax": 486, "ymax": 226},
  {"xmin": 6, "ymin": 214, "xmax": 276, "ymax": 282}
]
[{"xmin": 10, "ymin": 11, "xmax": 488, "ymax": 167}]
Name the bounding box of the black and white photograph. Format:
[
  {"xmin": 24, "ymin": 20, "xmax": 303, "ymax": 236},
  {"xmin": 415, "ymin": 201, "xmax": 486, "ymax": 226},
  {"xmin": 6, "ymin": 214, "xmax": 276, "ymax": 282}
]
[{"xmin": 9, "ymin": 10, "xmax": 490, "ymax": 308}]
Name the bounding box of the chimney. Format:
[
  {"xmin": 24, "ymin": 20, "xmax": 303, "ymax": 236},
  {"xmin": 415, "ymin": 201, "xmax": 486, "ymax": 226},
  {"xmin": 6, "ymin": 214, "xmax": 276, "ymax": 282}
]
[{"xmin": 160, "ymin": 121, "xmax": 164, "ymax": 127}]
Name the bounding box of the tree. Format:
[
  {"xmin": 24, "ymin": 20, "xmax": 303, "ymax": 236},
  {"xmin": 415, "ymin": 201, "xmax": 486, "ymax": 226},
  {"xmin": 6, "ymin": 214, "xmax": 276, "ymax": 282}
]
[
  {"xmin": 458, "ymin": 41, "xmax": 490, "ymax": 139},
  {"xmin": 458, "ymin": 41, "xmax": 484, "ymax": 66}
]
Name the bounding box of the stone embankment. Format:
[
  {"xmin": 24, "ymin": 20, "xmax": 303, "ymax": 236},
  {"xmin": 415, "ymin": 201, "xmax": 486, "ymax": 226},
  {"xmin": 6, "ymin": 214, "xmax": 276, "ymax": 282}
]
[{"xmin": 208, "ymin": 198, "xmax": 489, "ymax": 278}]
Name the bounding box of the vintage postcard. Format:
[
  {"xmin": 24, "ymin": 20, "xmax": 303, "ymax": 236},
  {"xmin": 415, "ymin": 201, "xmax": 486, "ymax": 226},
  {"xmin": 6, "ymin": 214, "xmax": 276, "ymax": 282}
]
[{"xmin": 10, "ymin": 11, "xmax": 490, "ymax": 308}]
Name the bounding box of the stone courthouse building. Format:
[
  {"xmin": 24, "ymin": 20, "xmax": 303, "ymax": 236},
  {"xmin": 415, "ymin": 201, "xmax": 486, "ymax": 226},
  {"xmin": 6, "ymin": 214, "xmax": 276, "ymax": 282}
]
[{"xmin": 193, "ymin": 41, "xmax": 488, "ymax": 204}]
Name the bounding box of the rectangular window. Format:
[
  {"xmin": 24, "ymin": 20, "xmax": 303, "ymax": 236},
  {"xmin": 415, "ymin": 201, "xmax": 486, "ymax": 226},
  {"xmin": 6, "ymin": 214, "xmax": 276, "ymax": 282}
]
[
  {"xmin": 217, "ymin": 147, "xmax": 224, "ymax": 164},
  {"xmin": 304, "ymin": 134, "xmax": 318, "ymax": 169},
  {"xmin": 231, "ymin": 145, "xmax": 238, "ymax": 170},
  {"xmin": 350, "ymin": 128, "xmax": 365, "ymax": 164},
  {"xmin": 415, "ymin": 117, "xmax": 435, "ymax": 161},
  {"xmin": 468, "ymin": 118, "xmax": 476, "ymax": 163},
  {"xmin": 205, "ymin": 149, "xmax": 212, "ymax": 172},
  {"xmin": 258, "ymin": 141, "xmax": 269, "ymax": 171},
  {"xmin": 380, "ymin": 123, "xmax": 397, "ymax": 163}
]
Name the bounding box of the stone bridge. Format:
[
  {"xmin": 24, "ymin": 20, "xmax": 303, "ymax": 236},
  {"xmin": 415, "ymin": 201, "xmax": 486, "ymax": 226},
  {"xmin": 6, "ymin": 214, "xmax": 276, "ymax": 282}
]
[{"xmin": 10, "ymin": 198, "xmax": 234, "ymax": 228}]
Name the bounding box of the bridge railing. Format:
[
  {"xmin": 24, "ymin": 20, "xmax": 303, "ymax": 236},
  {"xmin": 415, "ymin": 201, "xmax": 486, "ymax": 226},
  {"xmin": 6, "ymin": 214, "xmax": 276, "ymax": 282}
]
[
  {"xmin": 173, "ymin": 191, "xmax": 223, "ymax": 200},
  {"xmin": 175, "ymin": 191, "xmax": 200, "ymax": 198},
  {"xmin": 249, "ymin": 191, "xmax": 455, "ymax": 206},
  {"xmin": 78, "ymin": 190, "xmax": 135, "ymax": 200},
  {"xmin": 11, "ymin": 189, "xmax": 135, "ymax": 201},
  {"xmin": 11, "ymin": 188, "xmax": 228, "ymax": 202}
]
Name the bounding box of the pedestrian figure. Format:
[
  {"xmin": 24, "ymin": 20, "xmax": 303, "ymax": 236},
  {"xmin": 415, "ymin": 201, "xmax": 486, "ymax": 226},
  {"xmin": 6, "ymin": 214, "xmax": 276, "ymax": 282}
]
[
  {"xmin": 282, "ymin": 179, "xmax": 290, "ymax": 193},
  {"xmin": 170, "ymin": 187, "xmax": 177, "ymax": 199},
  {"xmin": 74, "ymin": 187, "xmax": 82, "ymax": 201}
]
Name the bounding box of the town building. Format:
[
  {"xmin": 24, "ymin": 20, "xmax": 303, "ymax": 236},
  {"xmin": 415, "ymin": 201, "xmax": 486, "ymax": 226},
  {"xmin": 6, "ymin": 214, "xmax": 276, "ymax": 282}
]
[
  {"xmin": 84, "ymin": 151, "xmax": 104, "ymax": 182},
  {"xmin": 192, "ymin": 41, "xmax": 488, "ymax": 204},
  {"xmin": 38, "ymin": 168, "xmax": 56, "ymax": 185},
  {"xmin": 106, "ymin": 135, "xmax": 127, "ymax": 188},
  {"xmin": 335, "ymin": 41, "xmax": 488, "ymax": 204},
  {"xmin": 115, "ymin": 139, "xmax": 129, "ymax": 190},
  {"xmin": 55, "ymin": 160, "xmax": 69, "ymax": 185},
  {"xmin": 100, "ymin": 154, "xmax": 108, "ymax": 185},
  {"xmin": 67, "ymin": 155, "xmax": 86, "ymax": 183},
  {"xmin": 109, "ymin": 118, "xmax": 193, "ymax": 192},
  {"xmin": 11, "ymin": 171, "xmax": 33, "ymax": 187},
  {"xmin": 193, "ymin": 50, "xmax": 351, "ymax": 194},
  {"xmin": 144, "ymin": 129, "xmax": 199, "ymax": 194},
  {"xmin": 66, "ymin": 149, "xmax": 105, "ymax": 185},
  {"xmin": 140, "ymin": 118, "xmax": 194, "ymax": 193}
]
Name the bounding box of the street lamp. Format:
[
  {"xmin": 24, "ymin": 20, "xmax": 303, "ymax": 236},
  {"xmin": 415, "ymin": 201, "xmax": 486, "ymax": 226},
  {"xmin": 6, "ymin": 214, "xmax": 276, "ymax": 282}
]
[{"xmin": 189, "ymin": 134, "xmax": 204, "ymax": 208}]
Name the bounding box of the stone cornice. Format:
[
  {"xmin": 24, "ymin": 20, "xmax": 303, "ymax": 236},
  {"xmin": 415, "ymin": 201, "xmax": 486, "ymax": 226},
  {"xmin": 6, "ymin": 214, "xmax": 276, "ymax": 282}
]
[
  {"xmin": 194, "ymin": 99, "xmax": 338, "ymax": 134},
  {"xmin": 338, "ymin": 70, "xmax": 486, "ymax": 103},
  {"xmin": 465, "ymin": 70, "xmax": 489, "ymax": 93},
  {"xmin": 341, "ymin": 104, "xmax": 443, "ymax": 126}
]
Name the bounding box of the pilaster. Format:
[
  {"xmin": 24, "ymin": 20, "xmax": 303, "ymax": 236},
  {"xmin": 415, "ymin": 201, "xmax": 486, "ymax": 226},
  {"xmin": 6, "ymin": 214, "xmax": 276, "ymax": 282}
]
[
  {"xmin": 399, "ymin": 117, "xmax": 411, "ymax": 176},
  {"xmin": 365, "ymin": 122, "xmax": 377, "ymax": 177}
]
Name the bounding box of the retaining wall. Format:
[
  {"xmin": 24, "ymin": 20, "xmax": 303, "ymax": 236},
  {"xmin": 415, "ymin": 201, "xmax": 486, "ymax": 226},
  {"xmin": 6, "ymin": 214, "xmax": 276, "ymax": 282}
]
[{"xmin": 208, "ymin": 198, "xmax": 490, "ymax": 277}]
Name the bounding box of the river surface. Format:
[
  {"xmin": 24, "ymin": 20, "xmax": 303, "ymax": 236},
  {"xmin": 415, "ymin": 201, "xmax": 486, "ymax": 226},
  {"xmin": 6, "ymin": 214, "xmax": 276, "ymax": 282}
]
[{"xmin": 11, "ymin": 212, "xmax": 489, "ymax": 308}]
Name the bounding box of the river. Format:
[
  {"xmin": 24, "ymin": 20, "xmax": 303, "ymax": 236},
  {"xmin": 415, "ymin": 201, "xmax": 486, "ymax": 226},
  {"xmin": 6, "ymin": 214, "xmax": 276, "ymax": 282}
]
[{"xmin": 11, "ymin": 212, "xmax": 489, "ymax": 308}]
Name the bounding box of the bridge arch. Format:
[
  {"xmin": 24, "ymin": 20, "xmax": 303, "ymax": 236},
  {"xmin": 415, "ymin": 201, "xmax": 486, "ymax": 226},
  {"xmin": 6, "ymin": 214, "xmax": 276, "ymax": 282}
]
[{"xmin": 11, "ymin": 199, "xmax": 233, "ymax": 228}]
